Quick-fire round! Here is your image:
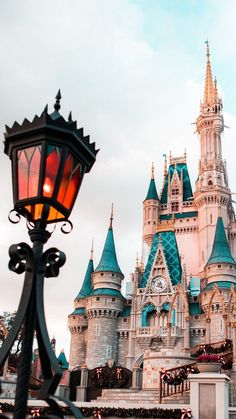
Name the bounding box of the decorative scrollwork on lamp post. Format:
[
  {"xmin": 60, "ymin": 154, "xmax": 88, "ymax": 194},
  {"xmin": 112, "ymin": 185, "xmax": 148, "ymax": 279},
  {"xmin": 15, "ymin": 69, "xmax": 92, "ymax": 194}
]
[{"xmin": 0, "ymin": 91, "xmax": 98, "ymax": 419}]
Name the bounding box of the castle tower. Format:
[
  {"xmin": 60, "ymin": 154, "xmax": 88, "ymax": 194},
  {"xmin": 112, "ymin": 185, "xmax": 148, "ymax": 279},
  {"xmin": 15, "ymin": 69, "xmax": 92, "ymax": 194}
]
[
  {"xmin": 194, "ymin": 42, "xmax": 232, "ymax": 271},
  {"xmin": 201, "ymin": 217, "xmax": 236, "ymax": 342},
  {"xmin": 85, "ymin": 207, "xmax": 125, "ymax": 368},
  {"xmin": 204, "ymin": 216, "xmax": 236, "ymax": 286},
  {"xmin": 142, "ymin": 163, "xmax": 160, "ymax": 263},
  {"xmin": 68, "ymin": 244, "xmax": 94, "ymax": 369}
]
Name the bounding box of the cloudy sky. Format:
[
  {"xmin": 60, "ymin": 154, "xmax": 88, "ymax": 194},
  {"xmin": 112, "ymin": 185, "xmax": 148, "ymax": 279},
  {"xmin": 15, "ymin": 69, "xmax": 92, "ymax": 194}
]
[{"xmin": 1, "ymin": 0, "xmax": 236, "ymax": 357}]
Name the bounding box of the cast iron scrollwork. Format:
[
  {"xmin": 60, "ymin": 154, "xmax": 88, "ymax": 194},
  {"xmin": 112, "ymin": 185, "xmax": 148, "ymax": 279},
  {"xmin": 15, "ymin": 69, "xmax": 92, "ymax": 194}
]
[
  {"xmin": 41, "ymin": 248, "xmax": 66, "ymax": 278},
  {"xmin": 8, "ymin": 243, "xmax": 33, "ymax": 274}
]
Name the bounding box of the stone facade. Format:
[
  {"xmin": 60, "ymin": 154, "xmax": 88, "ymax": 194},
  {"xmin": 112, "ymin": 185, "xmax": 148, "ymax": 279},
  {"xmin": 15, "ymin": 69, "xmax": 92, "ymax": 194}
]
[{"xmin": 68, "ymin": 44, "xmax": 236, "ymax": 388}]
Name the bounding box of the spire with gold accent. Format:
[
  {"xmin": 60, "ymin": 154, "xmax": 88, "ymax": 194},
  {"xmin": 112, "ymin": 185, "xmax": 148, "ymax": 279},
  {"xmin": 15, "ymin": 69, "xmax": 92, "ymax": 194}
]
[
  {"xmin": 200, "ymin": 41, "xmax": 222, "ymax": 114},
  {"xmin": 145, "ymin": 163, "xmax": 158, "ymax": 201},
  {"xmin": 76, "ymin": 239, "xmax": 94, "ymax": 299},
  {"xmin": 95, "ymin": 205, "xmax": 123, "ymax": 275},
  {"xmin": 204, "ymin": 40, "xmax": 214, "ymax": 106}
]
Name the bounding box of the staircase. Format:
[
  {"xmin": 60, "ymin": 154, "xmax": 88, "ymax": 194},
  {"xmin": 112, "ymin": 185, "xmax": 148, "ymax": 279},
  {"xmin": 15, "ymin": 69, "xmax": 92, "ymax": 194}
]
[{"xmin": 93, "ymin": 388, "xmax": 190, "ymax": 405}]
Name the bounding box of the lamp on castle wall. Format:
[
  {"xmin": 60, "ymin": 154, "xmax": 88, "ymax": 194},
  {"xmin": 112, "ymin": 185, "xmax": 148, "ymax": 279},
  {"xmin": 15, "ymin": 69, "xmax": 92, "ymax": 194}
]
[{"xmin": 0, "ymin": 91, "xmax": 98, "ymax": 419}]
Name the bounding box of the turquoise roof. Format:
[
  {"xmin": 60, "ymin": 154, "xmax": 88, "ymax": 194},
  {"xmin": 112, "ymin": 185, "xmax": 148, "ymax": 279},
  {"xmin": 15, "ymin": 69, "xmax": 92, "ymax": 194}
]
[
  {"xmin": 203, "ymin": 281, "xmax": 236, "ymax": 291},
  {"xmin": 160, "ymin": 163, "xmax": 193, "ymax": 204},
  {"xmin": 160, "ymin": 211, "xmax": 198, "ymax": 221},
  {"xmin": 72, "ymin": 308, "xmax": 85, "ymax": 315},
  {"xmin": 206, "ymin": 217, "xmax": 235, "ymax": 266},
  {"xmin": 189, "ymin": 302, "xmax": 204, "ymax": 315},
  {"xmin": 57, "ymin": 351, "xmax": 69, "ymax": 370},
  {"xmin": 91, "ymin": 288, "xmax": 125, "ymax": 298},
  {"xmin": 141, "ymin": 230, "xmax": 182, "ymax": 287},
  {"xmin": 145, "ymin": 178, "xmax": 159, "ymax": 201},
  {"xmin": 76, "ymin": 259, "xmax": 94, "ymax": 299},
  {"xmin": 95, "ymin": 227, "xmax": 123, "ymax": 275},
  {"xmin": 119, "ymin": 306, "xmax": 131, "ymax": 317}
]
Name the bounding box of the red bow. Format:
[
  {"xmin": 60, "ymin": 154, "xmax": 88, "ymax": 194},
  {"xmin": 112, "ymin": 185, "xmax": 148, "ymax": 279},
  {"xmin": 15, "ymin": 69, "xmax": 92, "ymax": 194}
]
[
  {"xmin": 160, "ymin": 369, "xmax": 171, "ymax": 380},
  {"xmin": 181, "ymin": 408, "xmax": 192, "ymax": 418},
  {"xmin": 93, "ymin": 410, "xmax": 102, "ymax": 419},
  {"xmin": 96, "ymin": 367, "xmax": 103, "ymax": 379},
  {"xmin": 31, "ymin": 408, "xmax": 40, "ymax": 417}
]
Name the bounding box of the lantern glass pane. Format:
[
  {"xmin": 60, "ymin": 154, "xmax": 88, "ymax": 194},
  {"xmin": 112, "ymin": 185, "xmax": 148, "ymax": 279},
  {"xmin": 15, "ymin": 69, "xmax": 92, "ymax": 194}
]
[
  {"xmin": 25, "ymin": 204, "xmax": 65, "ymax": 222},
  {"xmin": 57, "ymin": 153, "xmax": 81, "ymax": 210},
  {"xmin": 43, "ymin": 145, "xmax": 62, "ymax": 197},
  {"xmin": 18, "ymin": 146, "xmax": 41, "ymax": 199}
]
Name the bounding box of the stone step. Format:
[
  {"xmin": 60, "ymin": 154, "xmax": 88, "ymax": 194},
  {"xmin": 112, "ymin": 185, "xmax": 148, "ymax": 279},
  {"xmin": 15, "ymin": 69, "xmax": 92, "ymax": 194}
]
[
  {"xmin": 161, "ymin": 391, "xmax": 190, "ymax": 404},
  {"xmin": 94, "ymin": 387, "xmax": 190, "ymax": 405}
]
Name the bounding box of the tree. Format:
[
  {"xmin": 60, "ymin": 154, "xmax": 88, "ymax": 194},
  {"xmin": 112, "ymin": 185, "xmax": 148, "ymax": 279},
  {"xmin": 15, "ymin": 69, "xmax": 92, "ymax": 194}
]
[{"xmin": 0, "ymin": 311, "xmax": 22, "ymax": 370}]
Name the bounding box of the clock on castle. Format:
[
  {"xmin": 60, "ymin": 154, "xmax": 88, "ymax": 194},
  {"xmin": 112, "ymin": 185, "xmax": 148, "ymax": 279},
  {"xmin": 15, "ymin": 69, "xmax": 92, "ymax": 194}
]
[{"xmin": 67, "ymin": 42, "xmax": 236, "ymax": 397}]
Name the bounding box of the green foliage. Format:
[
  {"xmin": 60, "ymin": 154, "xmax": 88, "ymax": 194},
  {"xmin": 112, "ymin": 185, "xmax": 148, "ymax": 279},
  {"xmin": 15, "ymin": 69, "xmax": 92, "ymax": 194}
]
[{"xmin": 0, "ymin": 311, "xmax": 22, "ymax": 369}]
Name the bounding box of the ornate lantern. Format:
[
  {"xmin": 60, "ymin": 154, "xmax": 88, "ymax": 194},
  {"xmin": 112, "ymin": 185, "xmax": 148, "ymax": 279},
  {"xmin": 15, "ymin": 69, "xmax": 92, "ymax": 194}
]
[{"xmin": 4, "ymin": 90, "xmax": 98, "ymax": 224}]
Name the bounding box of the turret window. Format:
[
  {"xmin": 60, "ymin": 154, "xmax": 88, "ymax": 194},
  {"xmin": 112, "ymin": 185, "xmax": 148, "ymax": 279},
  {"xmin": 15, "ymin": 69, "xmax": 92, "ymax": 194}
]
[
  {"xmin": 171, "ymin": 202, "xmax": 179, "ymax": 212},
  {"xmin": 171, "ymin": 189, "xmax": 179, "ymax": 196},
  {"xmin": 95, "ymin": 325, "xmax": 100, "ymax": 336}
]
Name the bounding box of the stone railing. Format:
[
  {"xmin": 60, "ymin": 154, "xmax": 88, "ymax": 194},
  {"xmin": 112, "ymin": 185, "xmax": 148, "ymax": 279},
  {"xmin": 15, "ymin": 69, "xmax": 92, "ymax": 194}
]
[{"xmin": 136, "ymin": 326, "xmax": 178, "ymax": 337}]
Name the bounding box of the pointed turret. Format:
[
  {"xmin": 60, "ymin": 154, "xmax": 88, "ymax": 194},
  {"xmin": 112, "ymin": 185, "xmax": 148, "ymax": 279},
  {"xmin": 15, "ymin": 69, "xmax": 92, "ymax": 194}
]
[
  {"xmin": 203, "ymin": 41, "xmax": 214, "ymax": 107},
  {"xmin": 206, "ymin": 217, "xmax": 235, "ymax": 266},
  {"xmin": 57, "ymin": 349, "xmax": 69, "ymax": 370},
  {"xmin": 145, "ymin": 162, "xmax": 158, "ymax": 201},
  {"xmin": 142, "ymin": 163, "xmax": 160, "ymax": 261},
  {"xmin": 95, "ymin": 206, "xmax": 123, "ymax": 275},
  {"xmin": 76, "ymin": 241, "xmax": 94, "ymax": 299},
  {"xmin": 195, "ymin": 44, "xmax": 228, "ymax": 271}
]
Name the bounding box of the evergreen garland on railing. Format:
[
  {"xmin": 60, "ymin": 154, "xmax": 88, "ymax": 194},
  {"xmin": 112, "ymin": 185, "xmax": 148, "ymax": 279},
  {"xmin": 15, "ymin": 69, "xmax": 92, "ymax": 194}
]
[{"xmin": 0, "ymin": 402, "xmax": 186, "ymax": 418}]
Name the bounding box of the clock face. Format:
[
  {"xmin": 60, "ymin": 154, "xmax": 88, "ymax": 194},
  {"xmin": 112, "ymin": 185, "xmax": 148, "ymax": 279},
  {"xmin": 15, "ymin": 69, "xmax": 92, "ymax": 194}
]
[{"xmin": 151, "ymin": 276, "xmax": 167, "ymax": 292}]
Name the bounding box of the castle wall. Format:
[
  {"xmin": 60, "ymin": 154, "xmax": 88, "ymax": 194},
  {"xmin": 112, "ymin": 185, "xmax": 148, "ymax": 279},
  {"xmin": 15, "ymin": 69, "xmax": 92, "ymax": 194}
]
[
  {"xmin": 86, "ymin": 316, "xmax": 118, "ymax": 369},
  {"xmin": 69, "ymin": 330, "xmax": 86, "ymax": 369},
  {"xmin": 117, "ymin": 334, "xmax": 129, "ymax": 366},
  {"xmin": 190, "ymin": 315, "xmax": 206, "ymax": 347},
  {"xmin": 175, "ymin": 224, "xmax": 199, "ymax": 276}
]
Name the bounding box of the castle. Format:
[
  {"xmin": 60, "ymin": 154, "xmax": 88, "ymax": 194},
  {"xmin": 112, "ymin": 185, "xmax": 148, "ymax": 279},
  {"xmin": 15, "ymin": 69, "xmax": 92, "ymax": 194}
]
[{"xmin": 68, "ymin": 43, "xmax": 236, "ymax": 389}]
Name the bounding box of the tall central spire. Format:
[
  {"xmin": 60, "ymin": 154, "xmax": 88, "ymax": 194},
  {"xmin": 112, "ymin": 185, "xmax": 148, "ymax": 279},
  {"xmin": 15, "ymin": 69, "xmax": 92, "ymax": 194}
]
[{"xmin": 204, "ymin": 40, "xmax": 213, "ymax": 106}]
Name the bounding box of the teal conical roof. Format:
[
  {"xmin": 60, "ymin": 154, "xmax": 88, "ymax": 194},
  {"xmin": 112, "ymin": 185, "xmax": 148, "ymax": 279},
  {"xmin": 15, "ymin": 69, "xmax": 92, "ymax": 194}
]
[
  {"xmin": 95, "ymin": 227, "xmax": 122, "ymax": 275},
  {"xmin": 145, "ymin": 178, "xmax": 158, "ymax": 201},
  {"xmin": 57, "ymin": 350, "xmax": 69, "ymax": 370},
  {"xmin": 76, "ymin": 258, "xmax": 94, "ymax": 299},
  {"xmin": 206, "ymin": 217, "xmax": 235, "ymax": 266}
]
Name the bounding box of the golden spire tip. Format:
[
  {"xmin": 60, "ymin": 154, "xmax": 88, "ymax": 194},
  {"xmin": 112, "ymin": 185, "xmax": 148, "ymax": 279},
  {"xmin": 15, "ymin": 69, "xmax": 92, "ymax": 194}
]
[
  {"xmin": 136, "ymin": 252, "xmax": 139, "ymax": 268},
  {"xmin": 90, "ymin": 237, "xmax": 94, "ymax": 260},
  {"xmin": 109, "ymin": 203, "xmax": 114, "ymax": 229},
  {"xmin": 151, "ymin": 162, "xmax": 155, "ymax": 179}
]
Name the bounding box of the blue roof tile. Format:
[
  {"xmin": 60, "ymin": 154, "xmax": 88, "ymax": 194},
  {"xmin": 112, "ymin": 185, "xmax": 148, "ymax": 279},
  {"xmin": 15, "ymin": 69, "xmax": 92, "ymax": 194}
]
[
  {"xmin": 160, "ymin": 163, "xmax": 193, "ymax": 204},
  {"xmin": 76, "ymin": 258, "xmax": 94, "ymax": 299},
  {"xmin": 95, "ymin": 227, "xmax": 123, "ymax": 275},
  {"xmin": 206, "ymin": 217, "xmax": 235, "ymax": 266},
  {"xmin": 141, "ymin": 230, "xmax": 182, "ymax": 288},
  {"xmin": 145, "ymin": 178, "xmax": 158, "ymax": 201}
]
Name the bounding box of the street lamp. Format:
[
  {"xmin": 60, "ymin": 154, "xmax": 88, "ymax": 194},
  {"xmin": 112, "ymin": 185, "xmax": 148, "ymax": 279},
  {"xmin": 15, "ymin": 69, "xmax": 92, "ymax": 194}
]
[{"xmin": 0, "ymin": 91, "xmax": 98, "ymax": 419}]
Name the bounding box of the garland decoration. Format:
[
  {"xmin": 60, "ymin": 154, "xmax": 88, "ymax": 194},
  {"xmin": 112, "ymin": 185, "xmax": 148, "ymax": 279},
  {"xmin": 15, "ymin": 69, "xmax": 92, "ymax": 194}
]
[{"xmin": 0, "ymin": 402, "xmax": 186, "ymax": 418}]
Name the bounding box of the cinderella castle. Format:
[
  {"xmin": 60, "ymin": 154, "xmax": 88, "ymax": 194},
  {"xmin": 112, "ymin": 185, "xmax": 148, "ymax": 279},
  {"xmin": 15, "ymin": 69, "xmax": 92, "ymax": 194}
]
[{"xmin": 67, "ymin": 43, "xmax": 236, "ymax": 391}]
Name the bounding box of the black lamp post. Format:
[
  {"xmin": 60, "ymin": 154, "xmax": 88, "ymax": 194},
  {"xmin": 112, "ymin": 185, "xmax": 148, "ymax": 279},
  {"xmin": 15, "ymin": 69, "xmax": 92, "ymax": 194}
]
[{"xmin": 0, "ymin": 91, "xmax": 98, "ymax": 419}]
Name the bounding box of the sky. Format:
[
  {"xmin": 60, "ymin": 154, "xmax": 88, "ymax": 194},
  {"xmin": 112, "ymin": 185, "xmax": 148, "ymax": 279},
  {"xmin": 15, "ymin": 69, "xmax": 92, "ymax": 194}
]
[{"xmin": 1, "ymin": 0, "xmax": 236, "ymax": 358}]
